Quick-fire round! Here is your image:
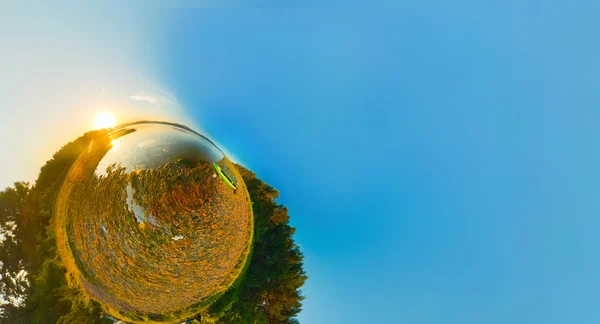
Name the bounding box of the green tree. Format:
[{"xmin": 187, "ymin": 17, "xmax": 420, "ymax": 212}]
[
  {"xmin": 215, "ymin": 167, "xmax": 307, "ymax": 324},
  {"xmin": 0, "ymin": 130, "xmax": 307, "ymax": 324},
  {"xmin": 6, "ymin": 130, "xmax": 109, "ymax": 324},
  {"xmin": 0, "ymin": 183, "xmax": 30, "ymax": 321}
]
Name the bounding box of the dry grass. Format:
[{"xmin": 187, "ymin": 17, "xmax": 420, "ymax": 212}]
[{"xmin": 55, "ymin": 148, "xmax": 253, "ymax": 323}]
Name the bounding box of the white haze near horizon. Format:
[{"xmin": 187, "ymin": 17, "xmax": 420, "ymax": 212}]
[
  {"xmin": 0, "ymin": 7, "xmax": 201, "ymax": 189},
  {"xmin": 0, "ymin": 6, "xmax": 244, "ymax": 310},
  {"xmin": 0, "ymin": 6, "xmax": 183, "ymax": 309}
]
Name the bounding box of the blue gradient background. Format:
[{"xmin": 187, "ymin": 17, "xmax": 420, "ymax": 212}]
[{"xmin": 151, "ymin": 5, "xmax": 600, "ymax": 324}]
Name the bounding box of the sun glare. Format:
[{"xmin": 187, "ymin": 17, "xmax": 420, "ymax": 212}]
[{"xmin": 93, "ymin": 112, "xmax": 117, "ymax": 130}]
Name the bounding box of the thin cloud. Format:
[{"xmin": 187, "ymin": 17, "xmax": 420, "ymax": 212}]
[
  {"xmin": 129, "ymin": 90, "xmax": 179, "ymax": 107},
  {"xmin": 130, "ymin": 93, "xmax": 159, "ymax": 104}
]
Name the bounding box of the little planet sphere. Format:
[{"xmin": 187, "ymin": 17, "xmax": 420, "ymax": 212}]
[{"xmin": 54, "ymin": 121, "xmax": 253, "ymax": 322}]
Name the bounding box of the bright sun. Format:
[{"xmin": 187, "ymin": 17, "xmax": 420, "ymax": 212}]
[{"xmin": 92, "ymin": 111, "xmax": 117, "ymax": 130}]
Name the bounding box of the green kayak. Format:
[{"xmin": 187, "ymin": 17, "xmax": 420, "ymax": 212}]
[{"xmin": 213, "ymin": 162, "xmax": 237, "ymax": 190}]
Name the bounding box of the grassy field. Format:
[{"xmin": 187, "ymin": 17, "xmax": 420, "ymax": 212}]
[{"xmin": 55, "ymin": 144, "xmax": 254, "ymax": 323}]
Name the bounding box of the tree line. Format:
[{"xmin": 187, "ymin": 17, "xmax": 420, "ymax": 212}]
[{"xmin": 0, "ymin": 130, "xmax": 307, "ymax": 323}]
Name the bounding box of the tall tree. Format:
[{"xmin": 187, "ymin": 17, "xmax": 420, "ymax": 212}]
[
  {"xmin": 0, "ymin": 183, "xmax": 30, "ymax": 321},
  {"xmin": 216, "ymin": 167, "xmax": 308, "ymax": 324}
]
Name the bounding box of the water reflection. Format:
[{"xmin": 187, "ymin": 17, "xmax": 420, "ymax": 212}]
[{"xmin": 55, "ymin": 122, "xmax": 253, "ymax": 319}]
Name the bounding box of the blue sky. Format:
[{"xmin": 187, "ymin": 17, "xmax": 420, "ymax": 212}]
[
  {"xmin": 150, "ymin": 5, "xmax": 600, "ymax": 324},
  {"xmin": 2, "ymin": 3, "xmax": 600, "ymax": 323}
]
